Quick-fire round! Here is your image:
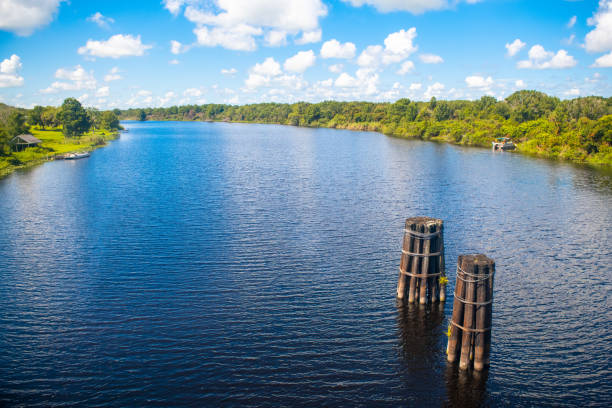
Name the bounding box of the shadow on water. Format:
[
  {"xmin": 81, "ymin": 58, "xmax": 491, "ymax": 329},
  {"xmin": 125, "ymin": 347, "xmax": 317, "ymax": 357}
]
[
  {"xmin": 396, "ymin": 302, "xmax": 490, "ymax": 408},
  {"xmin": 396, "ymin": 301, "xmax": 446, "ymax": 364},
  {"xmin": 443, "ymin": 365, "xmax": 489, "ymax": 408}
]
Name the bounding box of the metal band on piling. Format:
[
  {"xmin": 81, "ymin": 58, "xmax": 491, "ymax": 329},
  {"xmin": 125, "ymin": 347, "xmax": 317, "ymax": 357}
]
[
  {"xmin": 396, "ymin": 217, "xmax": 445, "ymax": 304},
  {"xmin": 450, "ymin": 320, "xmax": 491, "ymax": 333},
  {"xmin": 398, "ymin": 267, "xmax": 443, "ymax": 278},
  {"xmin": 447, "ymin": 254, "xmax": 495, "ymax": 372}
]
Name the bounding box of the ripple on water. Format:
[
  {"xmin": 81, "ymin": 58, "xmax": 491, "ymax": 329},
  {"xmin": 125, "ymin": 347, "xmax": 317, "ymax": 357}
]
[{"xmin": 0, "ymin": 121, "xmax": 611, "ymax": 407}]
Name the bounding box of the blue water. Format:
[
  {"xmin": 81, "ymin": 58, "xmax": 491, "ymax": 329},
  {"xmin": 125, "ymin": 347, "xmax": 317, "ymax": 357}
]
[{"xmin": 0, "ymin": 121, "xmax": 610, "ymax": 407}]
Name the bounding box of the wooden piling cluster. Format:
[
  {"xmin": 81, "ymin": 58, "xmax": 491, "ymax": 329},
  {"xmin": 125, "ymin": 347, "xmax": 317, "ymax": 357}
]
[
  {"xmin": 446, "ymin": 254, "xmax": 495, "ymax": 371},
  {"xmin": 396, "ymin": 217, "xmax": 446, "ymax": 304}
]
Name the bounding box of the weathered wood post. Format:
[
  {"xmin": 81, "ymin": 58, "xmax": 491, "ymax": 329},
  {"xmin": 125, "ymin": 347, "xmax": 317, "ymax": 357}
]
[
  {"xmin": 446, "ymin": 254, "xmax": 495, "ymax": 371},
  {"xmin": 397, "ymin": 217, "xmax": 446, "ymax": 304}
]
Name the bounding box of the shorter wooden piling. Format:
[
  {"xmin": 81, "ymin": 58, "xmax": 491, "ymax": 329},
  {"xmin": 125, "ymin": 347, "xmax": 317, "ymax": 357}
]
[
  {"xmin": 446, "ymin": 254, "xmax": 495, "ymax": 371},
  {"xmin": 397, "ymin": 217, "xmax": 446, "ymax": 304}
]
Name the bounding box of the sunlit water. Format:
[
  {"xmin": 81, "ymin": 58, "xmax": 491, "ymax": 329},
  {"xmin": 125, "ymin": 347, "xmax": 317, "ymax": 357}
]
[{"xmin": 0, "ymin": 121, "xmax": 610, "ymax": 407}]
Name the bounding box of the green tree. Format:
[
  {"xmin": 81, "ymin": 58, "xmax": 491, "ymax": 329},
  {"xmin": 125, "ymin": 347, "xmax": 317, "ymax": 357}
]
[
  {"xmin": 6, "ymin": 111, "xmax": 30, "ymax": 137},
  {"xmin": 58, "ymin": 97, "xmax": 91, "ymax": 137},
  {"xmin": 138, "ymin": 109, "xmax": 147, "ymax": 121},
  {"xmin": 86, "ymin": 107, "xmax": 101, "ymax": 132},
  {"xmin": 434, "ymin": 101, "xmax": 452, "ymax": 121},
  {"xmin": 0, "ymin": 125, "xmax": 9, "ymax": 155},
  {"xmin": 42, "ymin": 106, "xmax": 59, "ymax": 129},
  {"xmin": 405, "ymin": 102, "xmax": 418, "ymax": 122},
  {"xmin": 100, "ymin": 111, "xmax": 120, "ymax": 130},
  {"xmin": 29, "ymin": 105, "xmax": 44, "ymax": 128}
]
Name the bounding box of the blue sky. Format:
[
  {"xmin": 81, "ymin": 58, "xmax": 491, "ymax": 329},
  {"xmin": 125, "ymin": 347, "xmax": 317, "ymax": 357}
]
[{"xmin": 0, "ymin": 0, "xmax": 610, "ymax": 109}]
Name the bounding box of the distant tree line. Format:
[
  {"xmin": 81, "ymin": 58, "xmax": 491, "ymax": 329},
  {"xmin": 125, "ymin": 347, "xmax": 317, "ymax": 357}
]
[
  {"xmin": 0, "ymin": 98, "xmax": 121, "ymax": 155},
  {"xmin": 120, "ymin": 91, "xmax": 612, "ymax": 164}
]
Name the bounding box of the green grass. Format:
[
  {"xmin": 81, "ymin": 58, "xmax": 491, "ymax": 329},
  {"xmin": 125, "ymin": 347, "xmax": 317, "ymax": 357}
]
[{"xmin": 0, "ymin": 127, "xmax": 118, "ymax": 178}]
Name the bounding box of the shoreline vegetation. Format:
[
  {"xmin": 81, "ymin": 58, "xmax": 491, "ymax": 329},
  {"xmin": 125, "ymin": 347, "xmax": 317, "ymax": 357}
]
[
  {"xmin": 120, "ymin": 91, "xmax": 611, "ymax": 167},
  {"xmin": 0, "ymin": 91, "xmax": 610, "ymax": 179},
  {"xmin": 0, "ymin": 98, "xmax": 121, "ymax": 179},
  {"xmin": 0, "ymin": 128, "xmax": 118, "ymax": 178}
]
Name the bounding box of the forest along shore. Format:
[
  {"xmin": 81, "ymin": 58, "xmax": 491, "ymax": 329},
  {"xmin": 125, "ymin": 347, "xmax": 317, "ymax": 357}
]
[
  {"xmin": 0, "ymin": 98, "xmax": 120, "ymax": 178},
  {"xmin": 121, "ymin": 91, "xmax": 612, "ymax": 166},
  {"xmin": 0, "ymin": 128, "xmax": 118, "ymax": 178}
]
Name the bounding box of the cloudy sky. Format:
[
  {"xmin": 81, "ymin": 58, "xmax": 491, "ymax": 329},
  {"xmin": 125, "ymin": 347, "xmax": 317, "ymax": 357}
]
[{"xmin": 0, "ymin": 0, "xmax": 610, "ymax": 109}]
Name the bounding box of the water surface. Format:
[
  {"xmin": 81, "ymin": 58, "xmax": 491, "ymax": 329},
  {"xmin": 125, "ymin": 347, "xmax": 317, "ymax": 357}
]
[{"xmin": 0, "ymin": 121, "xmax": 610, "ymax": 406}]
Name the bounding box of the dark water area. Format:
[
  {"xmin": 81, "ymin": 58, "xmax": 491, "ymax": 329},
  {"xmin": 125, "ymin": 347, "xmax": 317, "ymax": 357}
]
[{"xmin": 0, "ymin": 121, "xmax": 610, "ymax": 407}]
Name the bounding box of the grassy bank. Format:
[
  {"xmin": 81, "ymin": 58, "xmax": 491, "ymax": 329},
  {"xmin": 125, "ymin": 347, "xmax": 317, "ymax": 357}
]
[{"xmin": 0, "ymin": 128, "xmax": 118, "ymax": 178}]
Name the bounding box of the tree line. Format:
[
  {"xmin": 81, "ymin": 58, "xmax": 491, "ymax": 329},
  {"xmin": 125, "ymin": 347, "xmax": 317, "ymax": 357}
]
[
  {"xmin": 120, "ymin": 91, "xmax": 611, "ymax": 164},
  {"xmin": 0, "ymin": 98, "xmax": 121, "ymax": 155}
]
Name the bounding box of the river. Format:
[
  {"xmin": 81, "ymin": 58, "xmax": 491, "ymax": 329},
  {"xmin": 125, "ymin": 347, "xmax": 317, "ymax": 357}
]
[{"xmin": 0, "ymin": 121, "xmax": 610, "ymax": 406}]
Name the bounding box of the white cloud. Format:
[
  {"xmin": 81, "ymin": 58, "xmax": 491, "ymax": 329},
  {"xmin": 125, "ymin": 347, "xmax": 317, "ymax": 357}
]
[
  {"xmin": 341, "ymin": 0, "xmax": 480, "ymax": 14},
  {"xmin": 163, "ymin": 0, "xmax": 186, "ymax": 15},
  {"xmin": 585, "ymin": 0, "xmax": 612, "ymax": 54},
  {"xmin": 528, "ymin": 44, "xmax": 551, "ymax": 60},
  {"xmin": 171, "ymin": 40, "xmax": 191, "ymax": 54},
  {"xmin": 245, "ymin": 57, "xmax": 284, "ymax": 88},
  {"xmin": 505, "ymin": 38, "xmax": 526, "ymax": 57},
  {"xmin": 96, "ymin": 86, "xmax": 110, "ymax": 97},
  {"xmin": 409, "ymin": 82, "xmax": 422, "ymax": 90},
  {"xmin": 335, "ymin": 72, "xmax": 358, "ymax": 88},
  {"xmin": 104, "ymin": 66, "xmax": 122, "ymax": 81},
  {"xmin": 397, "ymin": 60, "xmax": 415, "ymax": 74},
  {"xmin": 585, "ymin": 72, "xmax": 602, "ymax": 82},
  {"xmin": 518, "ymin": 45, "xmax": 577, "ymax": 69},
  {"xmin": 295, "ymin": 29, "xmax": 322, "ymax": 44},
  {"xmin": 87, "ymin": 12, "xmax": 114, "ymax": 29},
  {"xmin": 265, "ymin": 30, "xmax": 287, "ymax": 46},
  {"xmin": 419, "ymin": 53, "xmax": 444, "ymax": 64},
  {"xmin": 41, "ymin": 65, "xmax": 97, "ymax": 93},
  {"xmin": 320, "ymin": 39, "xmax": 356, "ymax": 59},
  {"xmin": 424, "ymin": 82, "xmax": 445, "ymax": 98},
  {"xmin": 357, "ymin": 28, "xmax": 418, "ymax": 68},
  {"xmin": 383, "ymin": 28, "xmax": 418, "ymax": 63},
  {"xmin": 0, "ymin": 54, "xmax": 21, "ymax": 75},
  {"xmin": 193, "ymin": 25, "xmax": 261, "ymax": 51},
  {"xmin": 284, "ymin": 50, "xmax": 316, "ymax": 73},
  {"xmin": 159, "ymin": 91, "xmax": 178, "ymax": 106},
  {"xmin": 515, "ymin": 79, "xmax": 526, "ymax": 88},
  {"xmin": 562, "ymin": 34, "xmax": 575, "ymax": 46},
  {"xmin": 0, "ymin": 54, "xmax": 24, "ymax": 87},
  {"xmin": 357, "ymin": 45, "xmax": 383, "ymax": 67},
  {"xmin": 328, "ymin": 64, "xmax": 343, "ymax": 73},
  {"xmin": 221, "ymin": 68, "xmax": 238, "ymax": 75},
  {"xmin": 0, "ymin": 0, "xmax": 61, "ymax": 36},
  {"xmin": 592, "ymin": 51, "xmax": 612, "ymax": 67},
  {"xmin": 567, "ymin": 15, "xmax": 577, "ymax": 29},
  {"xmin": 169, "ymin": 59, "xmax": 180, "ymax": 65},
  {"xmin": 465, "ymin": 75, "xmax": 494, "ymax": 88},
  {"xmin": 78, "ymin": 34, "xmax": 153, "ymax": 58},
  {"xmin": 252, "ymin": 57, "xmax": 282, "ymax": 76},
  {"xmin": 334, "ymin": 69, "xmax": 379, "ymax": 95},
  {"xmin": 180, "ymin": 0, "xmax": 327, "ymax": 51},
  {"xmin": 183, "ymin": 88, "xmax": 203, "ymax": 97},
  {"xmin": 565, "ymin": 88, "xmax": 580, "ymax": 96}
]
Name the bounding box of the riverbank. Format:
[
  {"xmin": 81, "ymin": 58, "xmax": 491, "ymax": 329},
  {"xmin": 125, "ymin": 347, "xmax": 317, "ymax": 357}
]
[
  {"xmin": 123, "ymin": 115, "xmax": 612, "ymax": 167},
  {"xmin": 119, "ymin": 93, "xmax": 611, "ymax": 167},
  {"xmin": 0, "ymin": 128, "xmax": 118, "ymax": 179}
]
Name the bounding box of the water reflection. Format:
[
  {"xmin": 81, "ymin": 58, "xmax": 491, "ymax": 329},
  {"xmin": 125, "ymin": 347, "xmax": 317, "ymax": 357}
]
[
  {"xmin": 396, "ymin": 302, "xmax": 445, "ymax": 365},
  {"xmin": 444, "ymin": 365, "xmax": 489, "ymax": 408}
]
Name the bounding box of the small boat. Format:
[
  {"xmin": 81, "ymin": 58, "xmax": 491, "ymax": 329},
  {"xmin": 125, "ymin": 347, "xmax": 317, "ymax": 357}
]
[
  {"xmin": 64, "ymin": 152, "xmax": 91, "ymax": 160},
  {"xmin": 492, "ymin": 137, "xmax": 516, "ymax": 151}
]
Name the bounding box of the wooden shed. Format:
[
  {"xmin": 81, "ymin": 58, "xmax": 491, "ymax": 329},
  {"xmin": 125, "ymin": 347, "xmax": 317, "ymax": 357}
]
[{"xmin": 11, "ymin": 134, "xmax": 41, "ymax": 152}]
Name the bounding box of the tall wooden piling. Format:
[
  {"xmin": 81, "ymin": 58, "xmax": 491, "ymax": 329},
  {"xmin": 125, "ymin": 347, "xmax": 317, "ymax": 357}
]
[
  {"xmin": 446, "ymin": 254, "xmax": 495, "ymax": 371},
  {"xmin": 397, "ymin": 217, "xmax": 446, "ymax": 304}
]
